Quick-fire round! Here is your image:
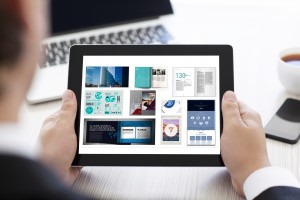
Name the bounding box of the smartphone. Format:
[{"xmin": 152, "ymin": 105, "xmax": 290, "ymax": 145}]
[{"xmin": 265, "ymin": 98, "xmax": 300, "ymax": 144}]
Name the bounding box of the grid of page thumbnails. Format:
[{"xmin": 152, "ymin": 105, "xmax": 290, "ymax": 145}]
[{"xmin": 80, "ymin": 56, "xmax": 219, "ymax": 155}]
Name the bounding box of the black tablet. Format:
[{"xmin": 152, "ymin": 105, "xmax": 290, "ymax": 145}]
[{"xmin": 68, "ymin": 45, "xmax": 234, "ymax": 166}]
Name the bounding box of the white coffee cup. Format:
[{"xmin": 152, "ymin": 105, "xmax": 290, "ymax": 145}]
[{"xmin": 278, "ymin": 47, "xmax": 300, "ymax": 95}]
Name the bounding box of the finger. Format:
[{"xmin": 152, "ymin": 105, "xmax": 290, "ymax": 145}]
[
  {"xmin": 67, "ymin": 167, "xmax": 83, "ymax": 185},
  {"xmin": 71, "ymin": 166, "xmax": 83, "ymax": 173},
  {"xmin": 222, "ymin": 91, "xmax": 243, "ymax": 126},
  {"xmin": 60, "ymin": 90, "xmax": 77, "ymax": 125}
]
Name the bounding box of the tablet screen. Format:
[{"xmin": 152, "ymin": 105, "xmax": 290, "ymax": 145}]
[{"xmin": 79, "ymin": 55, "xmax": 220, "ymax": 155}]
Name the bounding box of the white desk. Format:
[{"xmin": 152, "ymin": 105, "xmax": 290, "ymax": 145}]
[{"xmin": 20, "ymin": 1, "xmax": 300, "ymax": 199}]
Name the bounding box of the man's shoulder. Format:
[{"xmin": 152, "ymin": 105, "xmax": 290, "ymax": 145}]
[{"xmin": 0, "ymin": 154, "xmax": 89, "ymax": 200}]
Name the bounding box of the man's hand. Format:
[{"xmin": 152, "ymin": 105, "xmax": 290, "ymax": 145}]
[
  {"xmin": 39, "ymin": 90, "xmax": 81, "ymax": 184},
  {"xmin": 221, "ymin": 91, "xmax": 271, "ymax": 196}
]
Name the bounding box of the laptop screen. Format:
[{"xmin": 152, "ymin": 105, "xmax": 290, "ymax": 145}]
[{"xmin": 50, "ymin": 0, "xmax": 173, "ymax": 35}]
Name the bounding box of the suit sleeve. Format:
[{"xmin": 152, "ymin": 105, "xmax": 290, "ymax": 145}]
[
  {"xmin": 0, "ymin": 155, "xmax": 93, "ymax": 200},
  {"xmin": 243, "ymin": 167, "xmax": 300, "ymax": 200},
  {"xmin": 254, "ymin": 186, "xmax": 300, "ymax": 200}
]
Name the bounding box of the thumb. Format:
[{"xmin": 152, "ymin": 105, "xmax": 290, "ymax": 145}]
[
  {"xmin": 238, "ymin": 101, "xmax": 263, "ymax": 127},
  {"xmin": 60, "ymin": 90, "xmax": 77, "ymax": 125},
  {"xmin": 222, "ymin": 91, "xmax": 242, "ymax": 125}
]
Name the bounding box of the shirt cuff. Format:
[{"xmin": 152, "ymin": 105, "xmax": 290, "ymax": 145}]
[{"xmin": 243, "ymin": 166, "xmax": 300, "ymax": 200}]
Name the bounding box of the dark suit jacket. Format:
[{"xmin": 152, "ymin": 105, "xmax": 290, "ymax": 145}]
[
  {"xmin": 255, "ymin": 186, "xmax": 300, "ymax": 200},
  {"xmin": 0, "ymin": 155, "xmax": 90, "ymax": 200}
]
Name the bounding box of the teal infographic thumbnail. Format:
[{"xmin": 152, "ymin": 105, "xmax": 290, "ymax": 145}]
[{"xmin": 85, "ymin": 90, "xmax": 123, "ymax": 115}]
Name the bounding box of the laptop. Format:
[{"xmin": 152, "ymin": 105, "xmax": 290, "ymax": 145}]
[{"xmin": 27, "ymin": 0, "xmax": 175, "ymax": 104}]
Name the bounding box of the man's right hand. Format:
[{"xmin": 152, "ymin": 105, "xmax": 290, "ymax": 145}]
[{"xmin": 221, "ymin": 91, "xmax": 271, "ymax": 196}]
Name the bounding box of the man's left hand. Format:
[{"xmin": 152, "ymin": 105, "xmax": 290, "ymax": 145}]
[{"xmin": 39, "ymin": 90, "xmax": 81, "ymax": 184}]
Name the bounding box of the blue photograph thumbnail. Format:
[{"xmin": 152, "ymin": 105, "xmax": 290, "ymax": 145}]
[{"xmin": 86, "ymin": 66, "xmax": 129, "ymax": 87}]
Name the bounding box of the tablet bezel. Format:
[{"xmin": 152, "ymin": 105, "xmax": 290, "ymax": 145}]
[{"xmin": 69, "ymin": 45, "xmax": 234, "ymax": 166}]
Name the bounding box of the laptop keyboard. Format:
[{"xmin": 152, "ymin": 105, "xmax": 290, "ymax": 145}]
[{"xmin": 40, "ymin": 25, "xmax": 173, "ymax": 68}]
